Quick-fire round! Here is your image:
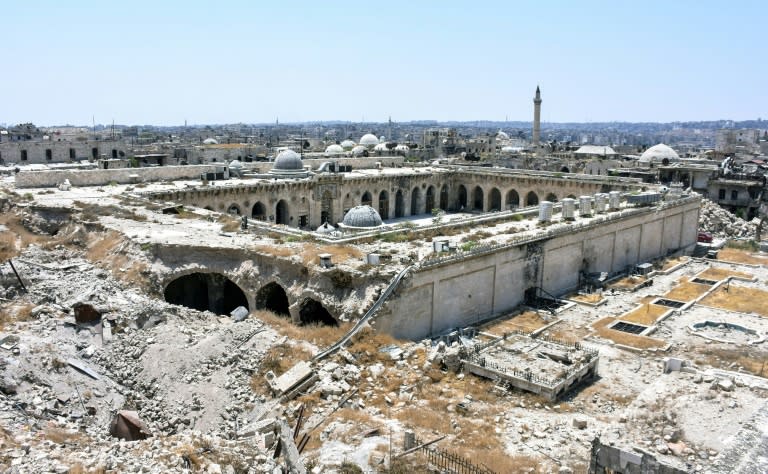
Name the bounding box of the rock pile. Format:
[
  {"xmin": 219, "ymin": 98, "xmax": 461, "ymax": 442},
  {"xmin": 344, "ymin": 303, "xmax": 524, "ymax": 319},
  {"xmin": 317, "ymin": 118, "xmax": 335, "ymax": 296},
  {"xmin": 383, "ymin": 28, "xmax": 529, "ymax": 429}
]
[{"xmin": 698, "ymin": 198, "xmax": 758, "ymax": 239}]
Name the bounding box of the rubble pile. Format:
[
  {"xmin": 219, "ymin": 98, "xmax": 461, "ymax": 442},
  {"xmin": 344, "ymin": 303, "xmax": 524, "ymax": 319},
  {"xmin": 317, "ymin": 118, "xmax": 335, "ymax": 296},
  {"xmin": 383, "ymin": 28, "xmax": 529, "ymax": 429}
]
[{"xmin": 698, "ymin": 199, "xmax": 758, "ymax": 239}]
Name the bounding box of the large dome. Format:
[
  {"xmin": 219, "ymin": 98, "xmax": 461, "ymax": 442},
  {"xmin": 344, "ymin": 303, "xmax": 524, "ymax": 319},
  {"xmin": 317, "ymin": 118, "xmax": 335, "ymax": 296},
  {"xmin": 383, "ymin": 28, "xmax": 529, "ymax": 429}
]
[
  {"xmin": 325, "ymin": 144, "xmax": 344, "ymax": 155},
  {"xmin": 273, "ymin": 149, "xmax": 303, "ymax": 170},
  {"xmin": 342, "ymin": 205, "xmax": 383, "ymax": 228},
  {"xmin": 359, "ymin": 134, "xmax": 379, "ymax": 147},
  {"xmin": 340, "ymin": 139, "xmax": 356, "ymax": 150},
  {"xmin": 640, "ymin": 144, "xmax": 680, "ymax": 164},
  {"xmin": 351, "ymin": 145, "xmax": 367, "ymax": 156}
]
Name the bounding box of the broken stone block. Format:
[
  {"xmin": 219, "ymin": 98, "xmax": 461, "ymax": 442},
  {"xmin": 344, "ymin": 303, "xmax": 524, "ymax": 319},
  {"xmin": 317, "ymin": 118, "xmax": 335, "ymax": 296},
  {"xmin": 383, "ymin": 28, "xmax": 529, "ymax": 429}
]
[
  {"xmin": 716, "ymin": 378, "xmax": 734, "ymax": 392},
  {"xmin": 230, "ymin": 306, "xmax": 249, "ymax": 322},
  {"xmin": 572, "ymin": 418, "xmax": 588, "ymax": 430}
]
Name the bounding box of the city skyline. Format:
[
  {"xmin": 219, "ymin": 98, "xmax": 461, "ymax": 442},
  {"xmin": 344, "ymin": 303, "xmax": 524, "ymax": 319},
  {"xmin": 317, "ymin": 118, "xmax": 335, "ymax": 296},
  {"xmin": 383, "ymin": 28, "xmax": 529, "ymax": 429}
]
[{"xmin": 2, "ymin": 0, "xmax": 765, "ymax": 126}]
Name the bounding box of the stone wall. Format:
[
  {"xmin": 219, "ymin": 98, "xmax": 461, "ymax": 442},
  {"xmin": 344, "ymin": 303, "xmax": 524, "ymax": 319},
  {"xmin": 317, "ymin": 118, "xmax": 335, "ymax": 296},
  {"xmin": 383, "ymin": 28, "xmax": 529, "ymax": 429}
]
[
  {"xmin": 15, "ymin": 164, "xmax": 227, "ymax": 188},
  {"xmin": 0, "ymin": 140, "xmax": 128, "ymax": 165},
  {"xmin": 374, "ymin": 197, "xmax": 700, "ymax": 339}
]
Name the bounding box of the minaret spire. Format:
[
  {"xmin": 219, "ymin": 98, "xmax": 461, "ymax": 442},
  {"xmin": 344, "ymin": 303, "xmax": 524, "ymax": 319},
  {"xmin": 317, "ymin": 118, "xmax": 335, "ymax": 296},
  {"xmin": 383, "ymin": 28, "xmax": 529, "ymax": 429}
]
[{"xmin": 532, "ymin": 85, "xmax": 542, "ymax": 155}]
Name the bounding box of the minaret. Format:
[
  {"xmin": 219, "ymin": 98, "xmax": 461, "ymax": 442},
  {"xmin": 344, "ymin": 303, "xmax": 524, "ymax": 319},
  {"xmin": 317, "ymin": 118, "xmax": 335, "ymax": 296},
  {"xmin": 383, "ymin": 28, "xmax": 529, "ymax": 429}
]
[{"xmin": 532, "ymin": 86, "xmax": 542, "ymax": 152}]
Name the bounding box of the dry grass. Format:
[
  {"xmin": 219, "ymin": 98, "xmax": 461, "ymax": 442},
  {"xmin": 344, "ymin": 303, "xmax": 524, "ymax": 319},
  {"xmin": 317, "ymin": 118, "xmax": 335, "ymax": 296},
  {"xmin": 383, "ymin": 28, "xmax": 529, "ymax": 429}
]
[
  {"xmin": 618, "ymin": 303, "xmax": 668, "ymax": 325},
  {"xmin": 0, "ymin": 302, "xmax": 36, "ymax": 330},
  {"xmin": 217, "ymin": 214, "xmax": 240, "ymax": 232},
  {"xmin": 301, "ymin": 244, "xmax": 363, "ymax": 266},
  {"xmin": 660, "ymin": 256, "xmax": 689, "ymax": 271},
  {"xmin": 0, "ymin": 230, "xmax": 17, "ymax": 261},
  {"xmin": 346, "ymin": 326, "xmax": 403, "ymax": 364},
  {"xmin": 608, "ymin": 275, "xmax": 648, "ymax": 290},
  {"xmin": 252, "ymin": 243, "xmax": 295, "ymax": 258},
  {"xmin": 663, "ymin": 281, "xmax": 710, "ymax": 302},
  {"xmin": 694, "ymin": 346, "xmax": 768, "ymax": 376},
  {"xmin": 568, "ymin": 292, "xmax": 604, "ymax": 304},
  {"xmin": 43, "ymin": 427, "xmax": 85, "ymax": 445},
  {"xmin": 251, "ymin": 309, "xmax": 349, "ymax": 347},
  {"xmin": 544, "ymin": 323, "xmax": 591, "ymax": 343},
  {"xmin": 717, "ymin": 248, "xmax": 768, "ymax": 266},
  {"xmin": 699, "ymin": 284, "xmax": 768, "ymax": 317},
  {"xmin": 697, "ymin": 267, "xmax": 754, "ymax": 281},
  {"xmin": 591, "ymin": 317, "xmax": 667, "ymax": 349},
  {"xmin": 0, "ymin": 212, "xmax": 46, "ymax": 255},
  {"xmin": 483, "ymin": 311, "xmax": 549, "ymax": 335},
  {"xmin": 68, "ymin": 463, "xmax": 106, "ymax": 474},
  {"xmin": 83, "ymin": 231, "xmax": 150, "ymax": 292}
]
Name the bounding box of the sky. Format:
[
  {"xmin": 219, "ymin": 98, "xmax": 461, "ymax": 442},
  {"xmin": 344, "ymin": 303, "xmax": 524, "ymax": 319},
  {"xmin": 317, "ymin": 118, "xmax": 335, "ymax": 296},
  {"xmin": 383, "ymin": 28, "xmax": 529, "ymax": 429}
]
[{"xmin": 1, "ymin": 0, "xmax": 764, "ymax": 126}]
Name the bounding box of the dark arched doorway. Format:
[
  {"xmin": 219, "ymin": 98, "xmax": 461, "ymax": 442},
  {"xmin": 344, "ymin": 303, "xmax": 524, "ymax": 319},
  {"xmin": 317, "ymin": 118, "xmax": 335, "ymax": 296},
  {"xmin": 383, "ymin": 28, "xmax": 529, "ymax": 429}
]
[
  {"xmin": 425, "ymin": 186, "xmax": 436, "ymax": 212},
  {"xmin": 275, "ymin": 199, "xmax": 289, "ymax": 225},
  {"xmin": 489, "ymin": 188, "xmax": 501, "ymax": 211},
  {"xmin": 411, "ymin": 187, "xmax": 422, "ymax": 215},
  {"xmin": 255, "ymin": 282, "xmax": 290, "ymax": 317},
  {"xmin": 164, "ymin": 273, "xmax": 248, "ymax": 316},
  {"xmin": 526, "ymin": 191, "xmax": 539, "ymax": 206},
  {"xmin": 458, "ymin": 185, "xmax": 468, "ymax": 209},
  {"xmin": 362, "ymin": 191, "xmax": 372, "ymax": 207},
  {"xmin": 545, "ymin": 193, "xmax": 558, "ymax": 203},
  {"xmin": 228, "ymin": 204, "xmax": 241, "ymax": 215},
  {"xmin": 395, "ymin": 190, "xmax": 405, "ymax": 218},
  {"xmin": 472, "ymin": 186, "xmax": 484, "ymax": 211},
  {"xmin": 299, "ymin": 299, "xmax": 337, "ymax": 326},
  {"xmin": 506, "ymin": 190, "xmax": 519, "ymax": 209},
  {"xmin": 378, "ymin": 190, "xmax": 389, "ymax": 220},
  {"xmin": 321, "ymin": 190, "xmax": 333, "ymax": 224},
  {"xmin": 252, "ymin": 202, "xmax": 266, "ymax": 220},
  {"xmin": 439, "ymin": 185, "xmax": 448, "ymax": 210}
]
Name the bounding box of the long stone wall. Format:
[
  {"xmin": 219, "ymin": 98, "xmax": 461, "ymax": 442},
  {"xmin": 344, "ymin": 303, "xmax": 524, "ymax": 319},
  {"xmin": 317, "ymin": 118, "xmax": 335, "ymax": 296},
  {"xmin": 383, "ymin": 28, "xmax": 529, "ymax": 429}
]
[
  {"xmin": 15, "ymin": 164, "xmax": 226, "ymax": 188},
  {"xmin": 374, "ymin": 197, "xmax": 700, "ymax": 339}
]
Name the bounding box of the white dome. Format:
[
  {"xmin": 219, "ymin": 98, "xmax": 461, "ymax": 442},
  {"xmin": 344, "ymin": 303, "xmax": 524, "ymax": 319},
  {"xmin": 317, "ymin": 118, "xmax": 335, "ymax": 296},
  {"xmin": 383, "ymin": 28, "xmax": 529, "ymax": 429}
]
[
  {"xmin": 325, "ymin": 144, "xmax": 344, "ymax": 155},
  {"xmin": 273, "ymin": 149, "xmax": 303, "ymax": 170},
  {"xmin": 351, "ymin": 145, "xmax": 367, "ymax": 156},
  {"xmin": 228, "ymin": 160, "xmax": 243, "ymax": 169},
  {"xmin": 341, "ymin": 139, "xmax": 356, "ymax": 150},
  {"xmin": 379, "ymin": 136, "xmax": 386, "ymax": 143},
  {"xmin": 203, "ymin": 138, "xmax": 218, "ymax": 145},
  {"xmin": 639, "ymin": 144, "xmax": 680, "ymax": 163},
  {"xmin": 394, "ymin": 144, "xmax": 410, "ymax": 153},
  {"xmin": 496, "ymin": 130, "xmax": 510, "ymax": 140},
  {"xmin": 501, "ymin": 146, "xmax": 517, "ymax": 152},
  {"xmin": 359, "ymin": 134, "xmax": 379, "ymax": 147},
  {"xmin": 374, "ymin": 143, "xmax": 388, "ymax": 152},
  {"xmin": 342, "ymin": 205, "xmax": 383, "ymax": 228}
]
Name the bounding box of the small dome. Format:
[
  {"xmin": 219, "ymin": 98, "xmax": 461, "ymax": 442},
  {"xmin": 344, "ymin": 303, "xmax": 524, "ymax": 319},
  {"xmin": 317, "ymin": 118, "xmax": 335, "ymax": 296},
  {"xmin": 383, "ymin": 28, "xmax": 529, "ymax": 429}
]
[
  {"xmin": 394, "ymin": 144, "xmax": 410, "ymax": 153},
  {"xmin": 325, "ymin": 144, "xmax": 344, "ymax": 154},
  {"xmin": 340, "ymin": 139, "xmax": 356, "ymax": 150},
  {"xmin": 379, "ymin": 136, "xmax": 386, "ymax": 143},
  {"xmin": 640, "ymin": 144, "xmax": 680, "ymax": 163},
  {"xmin": 351, "ymin": 145, "xmax": 367, "ymax": 156},
  {"xmin": 374, "ymin": 143, "xmax": 388, "ymax": 152},
  {"xmin": 342, "ymin": 205, "xmax": 383, "ymax": 228},
  {"xmin": 315, "ymin": 222, "xmax": 336, "ymax": 234},
  {"xmin": 359, "ymin": 133, "xmax": 379, "ymax": 147},
  {"xmin": 496, "ymin": 130, "xmax": 510, "ymax": 140},
  {"xmin": 228, "ymin": 160, "xmax": 243, "ymax": 169},
  {"xmin": 203, "ymin": 138, "xmax": 218, "ymax": 145},
  {"xmin": 273, "ymin": 149, "xmax": 303, "ymax": 170}
]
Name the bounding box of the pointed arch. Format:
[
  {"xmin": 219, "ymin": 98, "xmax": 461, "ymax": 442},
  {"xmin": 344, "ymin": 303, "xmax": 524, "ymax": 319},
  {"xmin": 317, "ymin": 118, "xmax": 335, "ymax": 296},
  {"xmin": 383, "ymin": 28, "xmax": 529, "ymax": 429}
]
[
  {"xmin": 458, "ymin": 185, "xmax": 468, "ymax": 209},
  {"xmin": 321, "ymin": 190, "xmax": 333, "ymax": 224},
  {"xmin": 411, "ymin": 187, "xmax": 422, "ymax": 215},
  {"xmin": 425, "ymin": 185, "xmax": 436, "ymax": 212},
  {"xmin": 361, "ymin": 191, "xmax": 372, "ymax": 207},
  {"xmin": 488, "ymin": 187, "xmax": 502, "ymax": 211},
  {"xmin": 439, "ymin": 185, "xmax": 448, "ymax": 210},
  {"xmin": 545, "ymin": 192, "xmax": 558, "ymax": 203},
  {"xmin": 526, "ymin": 191, "xmax": 539, "ymax": 206},
  {"xmin": 255, "ymin": 282, "xmax": 290, "ymax": 317},
  {"xmin": 378, "ymin": 190, "xmax": 389, "ymax": 220},
  {"xmin": 395, "ymin": 190, "xmax": 405, "ymax": 218},
  {"xmin": 472, "ymin": 186, "xmax": 484, "ymax": 211},
  {"xmin": 227, "ymin": 203, "xmax": 241, "ymax": 215},
  {"xmin": 252, "ymin": 202, "xmax": 266, "ymax": 220},
  {"xmin": 299, "ymin": 298, "xmax": 337, "ymax": 326},
  {"xmin": 506, "ymin": 190, "xmax": 520, "ymax": 209},
  {"xmin": 275, "ymin": 199, "xmax": 289, "ymax": 225}
]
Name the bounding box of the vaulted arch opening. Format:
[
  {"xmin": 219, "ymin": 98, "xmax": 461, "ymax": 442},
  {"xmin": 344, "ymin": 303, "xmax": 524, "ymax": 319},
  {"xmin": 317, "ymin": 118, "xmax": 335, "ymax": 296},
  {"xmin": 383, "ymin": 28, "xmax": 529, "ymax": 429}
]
[
  {"xmin": 275, "ymin": 199, "xmax": 289, "ymax": 225},
  {"xmin": 378, "ymin": 190, "xmax": 389, "ymax": 220},
  {"xmin": 411, "ymin": 187, "xmax": 422, "ymax": 215},
  {"xmin": 458, "ymin": 185, "xmax": 468, "ymax": 209},
  {"xmin": 506, "ymin": 190, "xmax": 520, "ymax": 209},
  {"xmin": 299, "ymin": 298, "xmax": 337, "ymax": 326},
  {"xmin": 228, "ymin": 204, "xmax": 241, "ymax": 215},
  {"xmin": 252, "ymin": 202, "xmax": 266, "ymax": 220},
  {"xmin": 439, "ymin": 185, "xmax": 449, "ymax": 210},
  {"xmin": 395, "ymin": 190, "xmax": 405, "ymax": 218},
  {"xmin": 489, "ymin": 188, "xmax": 502, "ymax": 211},
  {"xmin": 361, "ymin": 191, "xmax": 372, "ymax": 207},
  {"xmin": 425, "ymin": 186, "xmax": 436, "ymax": 212},
  {"xmin": 321, "ymin": 190, "xmax": 333, "ymax": 224},
  {"xmin": 560, "ymin": 166, "xmax": 570, "ymax": 173},
  {"xmin": 164, "ymin": 273, "xmax": 248, "ymax": 316},
  {"xmin": 472, "ymin": 186, "xmax": 484, "ymax": 211},
  {"xmin": 526, "ymin": 191, "xmax": 539, "ymax": 206},
  {"xmin": 545, "ymin": 193, "xmax": 558, "ymax": 203},
  {"xmin": 255, "ymin": 282, "xmax": 290, "ymax": 317}
]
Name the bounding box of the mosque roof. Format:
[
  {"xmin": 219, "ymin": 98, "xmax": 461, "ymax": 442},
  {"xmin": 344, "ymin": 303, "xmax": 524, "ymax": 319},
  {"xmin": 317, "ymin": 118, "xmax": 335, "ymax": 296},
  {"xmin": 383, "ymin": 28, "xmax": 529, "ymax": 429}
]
[
  {"xmin": 342, "ymin": 205, "xmax": 383, "ymax": 228},
  {"xmin": 639, "ymin": 143, "xmax": 680, "ymax": 163},
  {"xmin": 273, "ymin": 149, "xmax": 303, "ymax": 170}
]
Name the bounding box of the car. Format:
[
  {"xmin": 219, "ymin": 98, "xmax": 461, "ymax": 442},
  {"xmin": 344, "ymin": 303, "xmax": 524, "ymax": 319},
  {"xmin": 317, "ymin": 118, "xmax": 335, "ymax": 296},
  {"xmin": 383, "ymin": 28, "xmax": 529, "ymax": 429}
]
[{"xmin": 697, "ymin": 231, "xmax": 713, "ymax": 243}]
